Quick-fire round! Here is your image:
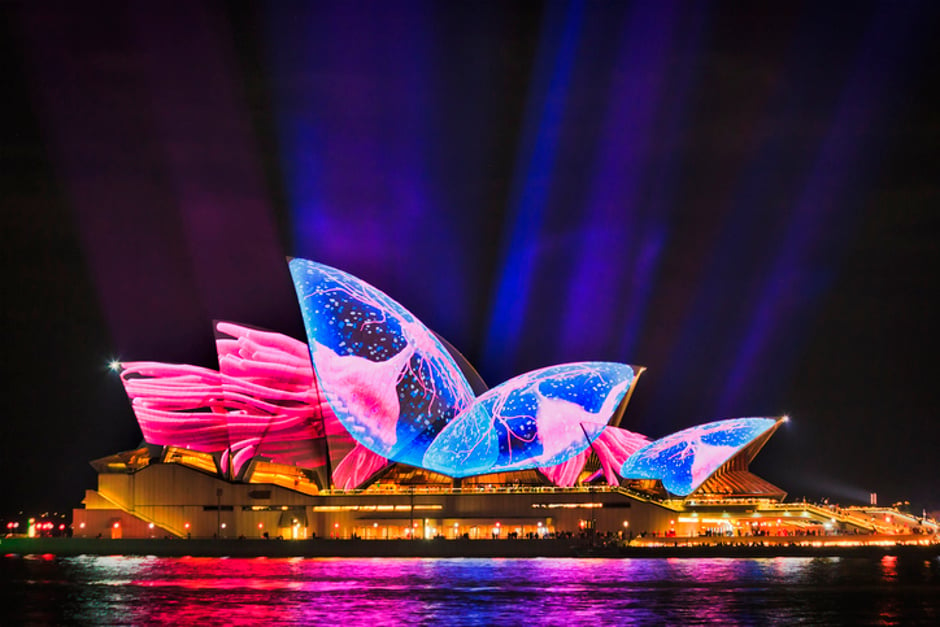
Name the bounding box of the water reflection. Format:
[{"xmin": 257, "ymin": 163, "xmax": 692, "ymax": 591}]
[{"xmin": 2, "ymin": 555, "xmax": 939, "ymax": 625}]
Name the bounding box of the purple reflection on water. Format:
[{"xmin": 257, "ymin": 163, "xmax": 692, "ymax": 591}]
[{"xmin": 2, "ymin": 555, "xmax": 939, "ymax": 625}]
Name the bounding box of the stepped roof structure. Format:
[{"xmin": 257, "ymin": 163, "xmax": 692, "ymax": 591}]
[{"xmin": 114, "ymin": 258, "xmax": 785, "ymax": 499}]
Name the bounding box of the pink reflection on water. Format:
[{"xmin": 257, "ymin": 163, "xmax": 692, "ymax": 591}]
[
  {"xmin": 121, "ymin": 557, "xmax": 431, "ymax": 625},
  {"xmin": 881, "ymin": 555, "xmax": 898, "ymax": 581},
  {"xmin": 16, "ymin": 555, "xmax": 937, "ymax": 625}
]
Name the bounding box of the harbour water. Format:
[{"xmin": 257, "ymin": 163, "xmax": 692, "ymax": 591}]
[{"xmin": 2, "ymin": 555, "xmax": 939, "ymax": 625}]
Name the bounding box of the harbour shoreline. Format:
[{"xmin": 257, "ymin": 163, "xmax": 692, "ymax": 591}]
[{"xmin": 3, "ymin": 537, "xmax": 938, "ymax": 559}]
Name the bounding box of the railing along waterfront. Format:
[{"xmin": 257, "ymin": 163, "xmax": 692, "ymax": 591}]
[{"xmin": 319, "ymin": 485, "xmax": 626, "ymax": 497}]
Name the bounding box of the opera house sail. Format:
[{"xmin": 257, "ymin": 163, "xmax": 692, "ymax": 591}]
[{"xmin": 74, "ymin": 258, "xmax": 799, "ymax": 541}]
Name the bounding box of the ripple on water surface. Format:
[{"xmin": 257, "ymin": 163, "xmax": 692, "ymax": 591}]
[{"xmin": 2, "ymin": 555, "xmax": 939, "ymax": 625}]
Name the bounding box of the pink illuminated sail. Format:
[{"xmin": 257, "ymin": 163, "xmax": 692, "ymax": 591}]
[
  {"xmin": 539, "ymin": 425, "xmax": 649, "ymax": 486},
  {"xmin": 119, "ymin": 322, "xmax": 388, "ymax": 484}
]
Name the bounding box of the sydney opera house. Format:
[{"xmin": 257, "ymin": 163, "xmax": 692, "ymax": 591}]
[{"xmin": 73, "ymin": 259, "xmax": 886, "ymax": 541}]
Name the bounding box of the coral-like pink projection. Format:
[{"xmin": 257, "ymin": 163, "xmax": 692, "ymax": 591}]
[
  {"xmin": 538, "ymin": 449, "xmax": 591, "ymax": 487},
  {"xmin": 214, "ymin": 322, "xmax": 328, "ymax": 475},
  {"xmin": 120, "ymin": 361, "xmax": 230, "ymax": 457},
  {"xmin": 120, "ymin": 322, "xmax": 388, "ymax": 483},
  {"xmin": 538, "ymin": 425, "xmax": 649, "ymax": 487},
  {"xmin": 592, "ymin": 426, "xmax": 650, "ymax": 484},
  {"xmin": 332, "ymin": 443, "xmax": 392, "ymax": 489}
]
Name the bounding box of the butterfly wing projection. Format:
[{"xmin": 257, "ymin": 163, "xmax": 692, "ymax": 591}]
[
  {"xmin": 618, "ymin": 417, "xmax": 777, "ymax": 496},
  {"xmin": 422, "ymin": 363, "xmax": 638, "ymax": 477},
  {"xmin": 290, "ymin": 258, "xmax": 642, "ymax": 479},
  {"xmin": 289, "ymin": 258, "xmax": 477, "ymax": 467}
]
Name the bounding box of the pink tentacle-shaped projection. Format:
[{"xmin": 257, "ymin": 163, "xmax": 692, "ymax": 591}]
[
  {"xmin": 214, "ymin": 321, "xmax": 388, "ymax": 480},
  {"xmin": 121, "ymin": 360, "xmax": 271, "ymax": 477},
  {"xmin": 119, "ymin": 322, "xmax": 389, "ymax": 484},
  {"xmin": 538, "ymin": 449, "xmax": 591, "ymax": 487},
  {"xmin": 538, "ymin": 425, "xmax": 650, "ymax": 487},
  {"xmin": 120, "ymin": 361, "xmax": 231, "ymax": 461},
  {"xmin": 592, "ymin": 426, "xmax": 651, "ymax": 485},
  {"xmin": 214, "ymin": 322, "xmax": 326, "ymax": 474},
  {"xmin": 332, "ymin": 443, "xmax": 393, "ymax": 490}
]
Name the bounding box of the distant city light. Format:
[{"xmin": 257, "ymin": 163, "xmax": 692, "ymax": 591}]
[{"xmin": 108, "ymin": 359, "xmax": 122, "ymax": 372}]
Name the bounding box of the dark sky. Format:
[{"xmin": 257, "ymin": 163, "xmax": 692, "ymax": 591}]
[{"xmin": 1, "ymin": 1, "xmax": 938, "ymax": 517}]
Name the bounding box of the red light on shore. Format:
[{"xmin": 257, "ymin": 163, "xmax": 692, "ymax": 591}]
[
  {"xmin": 184, "ymin": 522, "xmax": 191, "ymax": 529},
  {"xmin": 258, "ymin": 523, "xmax": 264, "ymax": 529}
]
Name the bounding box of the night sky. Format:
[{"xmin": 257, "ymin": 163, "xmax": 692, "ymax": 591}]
[{"xmin": 1, "ymin": 1, "xmax": 938, "ymax": 517}]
